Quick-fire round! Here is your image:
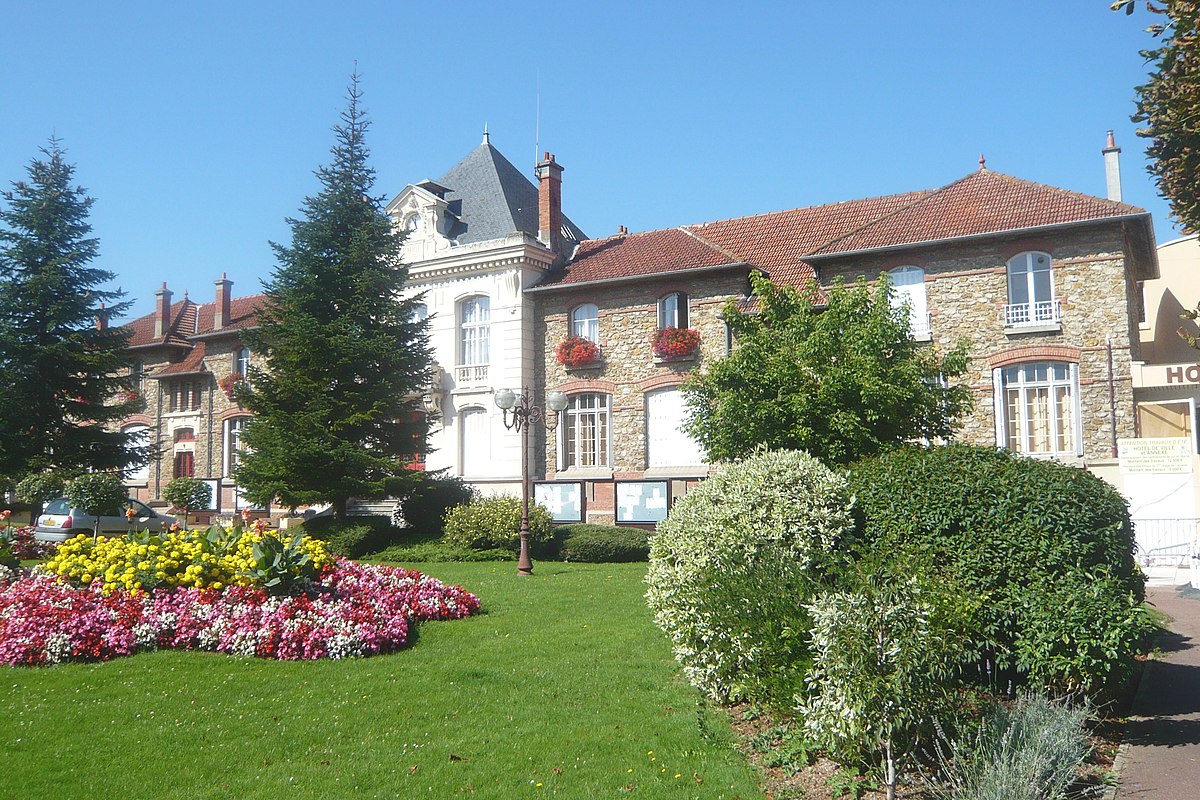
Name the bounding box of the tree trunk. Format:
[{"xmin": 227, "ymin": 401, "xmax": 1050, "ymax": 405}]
[
  {"xmin": 333, "ymin": 496, "xmax": 347, "ymax": 522},
  {"xmin": 885, "ymin": 738, "xmax": 896, "ymax": 800}
]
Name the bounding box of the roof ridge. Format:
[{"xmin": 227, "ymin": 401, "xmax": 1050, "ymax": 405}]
[
  {"xmin": 677, "ymin": 226, "xmax": 742, "ymax": 262},
  {"xmin": 971, "ymin": 168, "xmax": 1146, "ymax": 214},
  {"xmin": 805, "ymin": 173, "xmax": 979, "ymax": 256},
  {"xmin": 684, "ymin": 188, "xmax": 935, "ymax": 233}
]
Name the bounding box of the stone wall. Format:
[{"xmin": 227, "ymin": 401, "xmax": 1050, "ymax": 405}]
[{"xmin": 817, "ymin": 222, "xmax": 1137, "ymax": 462}]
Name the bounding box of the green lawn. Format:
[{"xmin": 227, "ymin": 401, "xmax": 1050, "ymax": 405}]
[{"xmin": 1, "ymin": 562, "xmax": 765, "ymax": 799}]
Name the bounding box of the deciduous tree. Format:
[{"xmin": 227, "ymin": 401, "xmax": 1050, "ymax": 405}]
[
  {"xmin": 682, "ymin": 272, "xmax": 970, "ymax": 465},
  {"xmin": 234, "ymin": 76, "xmax": 431, "ymax": 518}
]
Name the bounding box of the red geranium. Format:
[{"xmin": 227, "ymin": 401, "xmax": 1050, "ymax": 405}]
[
  {"xmin": 556, "ymin": 335, "xmax": 601, "ymax": 367},
  {"xmin": 652, "ymin": 327, "xmax": 700, "ymax": 359}
]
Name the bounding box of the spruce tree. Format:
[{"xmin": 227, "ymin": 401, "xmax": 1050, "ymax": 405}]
[
  {"xmin": 0, "ymin": 138, "xmax": 143, "ymax": 479},
  {"xmin": 234, "ymin": 76, "xmax": 431, "ymax": 518}
]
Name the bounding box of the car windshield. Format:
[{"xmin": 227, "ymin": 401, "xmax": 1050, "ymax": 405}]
[{"xmin": 43, "ymin": 498, "xmax": 70, "ymax": 515}]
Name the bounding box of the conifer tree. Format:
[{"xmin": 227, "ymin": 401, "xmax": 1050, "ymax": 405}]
[
  {"xmin": 0, "ymin": 138, "xmax": 143, "ymax": 479},
  {"xmin": 234, "ymin": 75, "xmax": 431, "ymax": 518}
]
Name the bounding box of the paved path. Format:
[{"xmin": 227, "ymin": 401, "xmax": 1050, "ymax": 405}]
[{"xmin": 1115, "ymin": 582, "xmax": 1200, "ymax": 799}]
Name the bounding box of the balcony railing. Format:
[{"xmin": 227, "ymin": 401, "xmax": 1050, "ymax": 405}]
[
  {"xmin": 910, "ymin": 313, "xmax": 932, "ymax": 341},
  {"xmin": 454, "ymin": 364, "xmax": 489, "ymax": 387},
  {"xmin": 1004, "ymin": 300, "xmax": 1061, "ymax": 328}
]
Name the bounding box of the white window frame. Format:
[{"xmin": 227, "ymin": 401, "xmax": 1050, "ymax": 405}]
[
  {"xmin": 456, "ymin": 296, "xmax": 491, "ymax": 386},
  {"xmin": 1005, "ymin": 251, "xmax": 1060, "ymax": 328},
  {"xmin": 658, "ymin": 292, "xmax": 688, "ymax": 329},
  {"xmin": 234, "ymin": 347, "xmax": 250, "ymax": 376},
  {"xmin": 993, "ymin": 361, "xmax": 1082, "ymax": 457},
  {"xmin": 561, "ymin": 393, "xmax": 611, "ymax": 469},
  {"xmin": 645, "ymin": 388, "xmax": 707, "ymax": 469},
  {"xmin": 571, "ymin": 303, "xmax": 600, "ymax": 343},
  {"xmin": 223, "ymin": 417, "xmax": 248, "ymax": 477},
  {"xmin": 122, "ymin": 424, "xmax": 150, "ymax": 485},
  {"xmin": 888, "ymin": 266, "xmax": 930, "ymax": 340},
  {"xmin": 459, "ymin": 406, "xmax": 491, "ymax": 477}
]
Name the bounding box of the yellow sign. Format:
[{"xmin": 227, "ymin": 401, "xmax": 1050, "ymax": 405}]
[{"xmin": 1118, "ymin": 437, "xmax": 1194, "ymax": 474}]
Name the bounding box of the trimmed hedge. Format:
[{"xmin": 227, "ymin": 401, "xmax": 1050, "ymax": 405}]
[
  {"xmin": 847, "ymin": 444, "xmax": 1148, "ymax": 697},
  {"xmin": 302, "ymin": 515, "xmax": 394, "ymax": 559},
  {"xmin": 558, "ymin": 525, "xmax": 650, "ymax": 563}
]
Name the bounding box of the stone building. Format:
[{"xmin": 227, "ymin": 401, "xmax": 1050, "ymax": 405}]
[
  {"xmin": 529, "ymin": 162, "xmax": 1156, "ymax": 525},
  {"xmin": 120, "ymin": 276, "xmax": 260, "ymax": 513}
]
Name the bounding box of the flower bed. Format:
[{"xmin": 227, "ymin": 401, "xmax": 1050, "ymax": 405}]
[{"xmin": 0, "ymin": 557, "xmax": 481, "ymax": 665}]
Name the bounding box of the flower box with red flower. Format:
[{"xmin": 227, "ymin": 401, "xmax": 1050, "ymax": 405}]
[
  {"xmin": 652, "ymin": 327, "xmax": 700, "ymax": 361},
  {"xmin": 555, "ymin": 335, "xmax": 602, "ymax": 369},
  {"xmin": 219, "ymin": 372, "xmax": 244, "ymax": 400}
]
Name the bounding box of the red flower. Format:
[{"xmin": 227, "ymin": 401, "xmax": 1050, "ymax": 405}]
[
  {"xmin": 652, "ymin": 327, "xmax": 700, "ymax": 359},
  {"xmin": 555, "ymin": 335, "xmax": 601, "ymax": 367}
]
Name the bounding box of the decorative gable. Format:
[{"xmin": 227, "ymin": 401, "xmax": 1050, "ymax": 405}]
[{"xmin": 386, "ymin": 183, "xmax": 457, "ymax": 262}]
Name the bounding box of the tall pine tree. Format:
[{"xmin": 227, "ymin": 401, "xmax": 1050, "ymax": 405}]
[
  {"xmin": 234, "ymin": 75, "xmax": 431, "ymax": 518},
  {"xmin": 0, "ymin": 138, "xmax": 143, "ymax": 480}
]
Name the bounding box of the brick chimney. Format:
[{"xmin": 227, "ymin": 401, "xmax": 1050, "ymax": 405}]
[
  {"xmin": 535, "ymin": 152, "xmax": 564, "ymax": 255},
  {"xmin": 95, "ymin": 302, "xmax": 107, "ymax": 331},
  {"xmin": 214, "ymin": 272, "xmax": 233, "ymax": 330},
  {"xmin": 154, "ymin": 282, "xmax": 172, "ymax": 338},
  {"xmin": 1102, "ymin": 130, "xmax": 1123, "ymax": 202}
]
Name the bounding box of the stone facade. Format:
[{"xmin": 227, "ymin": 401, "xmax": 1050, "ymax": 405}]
[{"xmin": 815, "ymin": 223, "xmax": 1139, "ymax": 463}]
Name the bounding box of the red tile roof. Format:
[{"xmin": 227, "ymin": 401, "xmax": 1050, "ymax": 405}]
[
  {"xmin": 151, "ymin": 345, "xmax": 210, "ymax": 377},
  {"xmin": 534, "ymin": 170, "xmax": 1147, "ymax": 290},
  {"xmin": 124, "ymin": 294, "xmax": 265, "ymax": 348}
]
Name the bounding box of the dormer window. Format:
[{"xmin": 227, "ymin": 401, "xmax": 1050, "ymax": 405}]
[{"xmin": 405, "ymin": 214, "xmax": 421, "ymax": 233}]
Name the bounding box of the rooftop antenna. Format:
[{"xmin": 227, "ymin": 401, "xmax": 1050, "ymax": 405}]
[{"xmin": 534, "ymin": 69, "xmax": 541, "ymax": 169}]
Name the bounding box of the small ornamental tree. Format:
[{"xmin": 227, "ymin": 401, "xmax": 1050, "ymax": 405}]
[
  {"xmin": 66, "ymin": 473, "xmax": 126, "ymax": 539},
  {"xmin": 234, "ymin": 75, "xmax": 431, "ymax": 519},
  {"xmin": 16, "ymin": 471, "xmax": 68, "ymax": 520},
  {"xmin": 645, "ymin": 449, "xmax": 855, "ymax": 707},
  {"xmin": 162, "ymin": 477, "xmax": 213, "ymax": 522},
  {"xmin": 683, "ymin": 272, "xmax": 971, "ymax": 465},
  {"xmin": 0, "ymin": 138, "xmax": 146, "ymax": 479},
  {"xmin": 802, "ymin": 556, "xmax": 978, "ymax": 800}
]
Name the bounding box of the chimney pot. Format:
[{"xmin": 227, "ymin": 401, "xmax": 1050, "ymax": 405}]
[{"xmin": 96, "ymin": 302, "xmax": 107, "ymax": 331}]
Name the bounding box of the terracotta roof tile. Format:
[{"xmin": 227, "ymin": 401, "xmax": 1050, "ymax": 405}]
[
  {"xmin": 124, "ymin": 294, "xmax": 265, "ymax": 348},
  {"xmin": 151, "ymin": 344, "xmax": 210, "ymax": 377},
  {"xmin": 809, "ymin": 170, "xmax": 1146, "ymax": 257},
  {"xmin": 535, "ymin": 171, "xmax": 1147, "ymax": 291}
]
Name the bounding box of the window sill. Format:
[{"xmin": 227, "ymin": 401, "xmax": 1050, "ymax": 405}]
[
  {"xmin": 562, "ymin": 359, "xmax": 603, "ymax": 372},
  {"xmin": 653, "ymin": 352, "xmax": 698, "ymax": 366},
  {"xmin": 555, "ymin": 467, "xmax": 614, "ymax": 481},
  {"xmin": 1004, "ymin": 322, "xmax": 1062, "ymax": 336}
]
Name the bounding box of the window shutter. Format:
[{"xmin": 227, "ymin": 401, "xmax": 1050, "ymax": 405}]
[{"xmin": 1071, "ymin": 362, "xmax": 1084, "ymax": 456}]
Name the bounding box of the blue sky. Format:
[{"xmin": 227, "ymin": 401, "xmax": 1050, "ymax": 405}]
[{"xmin": 0, "ymin": 1, "xmax": 1175, "ymax": 321}]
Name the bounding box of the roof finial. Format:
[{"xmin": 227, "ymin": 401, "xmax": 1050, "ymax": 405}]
[
  {"xmin": 482, "ymin": 123, "xmax": 489, "ymax": 145},
  {"xmin": 978, "ymin": 153, "xmax": 987, "ymax": 171}
]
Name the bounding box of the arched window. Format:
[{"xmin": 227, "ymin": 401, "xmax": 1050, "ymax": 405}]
[
  {"xmin": 658, "ymin": 292, "xmax": 688, "ymax": 329},
  {"xmin": 888, "ymin": 266, "xmax": 930, "ymax": 339},
  {"xmin": 1005, "ymin": 252, "xmax": 1058, "ymax": 327},
  {"xmin": 571, "ymin": 303, "xmax": 599, "ymax": 343},
  {"xmin": 457, "ymin": 296, "xmax": 491, "ymax": 386},
  {"xmin": 123, "ymin": 424, "xmax": 150, "ymax": 485},
  {"xmin": 994, "ymin": 361, "xmax": 1080, "ymax": 456},
  {"xmin": 645, "ymin": 388, "xmax": 706, "ymax": 468},
  {"xmin": 562, "ymin": 393, "xmax": 611, "ymax": 469}
]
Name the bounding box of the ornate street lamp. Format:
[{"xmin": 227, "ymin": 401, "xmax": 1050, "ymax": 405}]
[{"xmin": 494, "ymin": 387, "xmax": 569, "ymax": 576}]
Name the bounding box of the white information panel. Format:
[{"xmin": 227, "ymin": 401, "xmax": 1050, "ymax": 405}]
[{"xmin": 616, "ymin": 481, "xmax": 669, "ymax": 523}]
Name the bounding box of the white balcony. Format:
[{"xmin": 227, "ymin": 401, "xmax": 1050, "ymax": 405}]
[
  {"xmin": 454, "ymin": 364, "xmax": 489, "ymax": 387},
  {"xmin": 1004, "ymin": 300, "xmax": 1061, "ymax": 330}
]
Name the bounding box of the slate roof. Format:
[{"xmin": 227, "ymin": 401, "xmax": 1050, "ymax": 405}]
[
  {"xmin": 438, "ymin": 142, "xmax": 586, "ymax": 246},
  {"xmin": 532, "ymin": 169, "xmax": 1150, "ymax": 291}
]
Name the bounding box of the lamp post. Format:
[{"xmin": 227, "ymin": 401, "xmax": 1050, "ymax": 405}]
[{"xmin": 494, "ymin": 387, "xmax": 569, "ymax": 576}]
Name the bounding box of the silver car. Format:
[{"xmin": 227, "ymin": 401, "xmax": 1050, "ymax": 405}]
[{"xmin": 34, "ymin": 497, "xmax": 167, "ymax": 543}]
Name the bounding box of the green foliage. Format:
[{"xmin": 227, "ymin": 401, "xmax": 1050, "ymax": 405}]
[
  {"xmin": 559, "ymin": 525, "xmax": 650, "ymax": 562},
  {"xmin": 370, "ymin": 541, "xmax": 513, "ymax": 563},
  {"xmin": 0, "ymin": 138, "xmax": 145, "ymax": 478},
  {"xmin": 66, "ymin": 473, "xmax": 126, "ymax": 518},
  {"xmin": 233, "ymin": 75, "xmax": 431, "ymax": 518},
  {"xmin": 931, "ymin": 692, "xmax": 1090, "ymax": 800},
  {"xmin": 683, "ymin": 272, "xmax": 971, "ymax": 465},
  {"xmin": 826, "ymin": 767, "xmax": 878, "ymax": 800},
  {"xmin": 847, "ymin": 444, "xmax": 1147, "ymax": 698},
  {"xmin": 303, "ymin": 515, "xmax": 393, "ymax": 559},
  {"xmin": 442, "ymin": 495, "xmax": 553, "ymax": 553},
  {"xmin": 802, "ymin": 556, "xmax": 978, "ymax": 797},
  {"xmin": 1119, "ymin": 1, "xmax": 1200, "ymax": 232},
  {"xmin": 162, "ymin": 477, "xmax": 213, "ymax": 513},
  {"xmin": 645, "ymin": 449, "xmax": 855, "ymax": 707},
  {"xmin": 16, "ymin": 472, "xmax": 66, "ymax": 505},
  {"xmin": 242, "ymin": 530, "xmax": 317, "ymax": 595},
  {"xmin": 400, "ymin": 472, "xmax": 476, "ymax": 534}
]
